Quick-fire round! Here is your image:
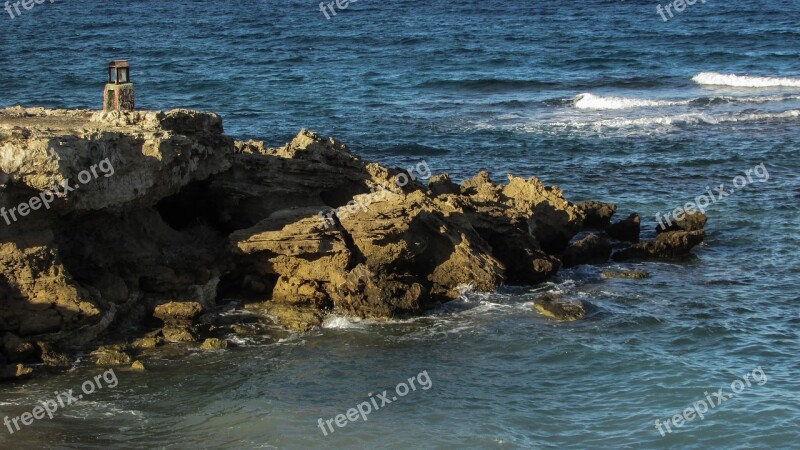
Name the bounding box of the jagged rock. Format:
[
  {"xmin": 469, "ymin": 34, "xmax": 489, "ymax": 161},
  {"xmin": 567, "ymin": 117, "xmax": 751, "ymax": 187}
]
[
  {"xmin": 92, "ymin": 345, "xmax": 133, "ymax": 366},
  {"xmin": 210, "ymin": 131, "xmax": 371, "ymax": 231},
  {"xmin": 131, "ymin": 337, "xmax": 163, "ymax": 350},
  {"xmin": 656, "ymin": 211, "xmax": 708, "ymax": 233},
  {"xmin": 0, "ymin": 363, "xmax": 33, "ymax": 380},
  {"xmin": 162, "ymin": 325, "xmax": 197, "ymax": 343},
  {"xmin": 613, "ymin": 230, "xmax": 705, "ymax": 261},
  {"xmin": 0, "ymin": 107, "xmax": 231, "ymax": 349},
  {"xmin": 200, "ymin": 338, "xmax": 228, "ymax": 350},
  {"xmin": 533, "ymin": 293, "xmax": 587, "ymax": 322},
  {"xmin": 231, "ymin": 188, "xmax": 504, "ymax": 330},
  {"xmin": 0, "ymin": 108, "xmax": 699, "ymax": 368},
  {"xmin": 153, "ymin": 302, "xmax": 204, "ymax": 325},
  {"xmin": 602, "ymin": 269, "xmax": 651, "ymax": 279},
  {"xmin": 130, "ymin": 360, "xmax": 146, "ymax": 372},
  {"xmin": 428, "ymin": 174, "xmax": 460, "ymax": 197},
  {"xmin": 35, "ymin": 341, "xmax": 71, "ymax": 367},
  {"xmin": 606, "ymin": 213, "xmax": 641, "ymax": 243},
  {"xmin": 577, "ymin": 201, "xmax": 618, "ymax": 229},
  {"xmin": 562, "ymin": 233, "xmax": 612, "ymax": 268},
  {"xmin": 501, "ymin": 175, "xmax": 584, "ymax": 253},
  {"xmin": 248, "ymin": 302, "xmax": 325, "ymax": 333},
  {"xmin": 454, "ymin": 198, "xmax": 559, "ymax": 284}
]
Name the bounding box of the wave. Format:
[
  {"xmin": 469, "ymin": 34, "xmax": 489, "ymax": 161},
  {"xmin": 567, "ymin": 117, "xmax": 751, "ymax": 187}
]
[
  {"xmin": 573, "ymin": 93, "xmax": 682, "ymax": 110},
  {"xmin": 571, "ymin": 93, "xmax": 800, "ymax": 110},
  {"xmin": 490, "ymin": 109, "xmax": 800, "ymax": 135},
  {"xmin": 693, "ymin": 72, "xmax": 800, "ymax": 88},
  {"xmin": 568, "ymin": 109, "xmax": 800, "ymax": 129}
]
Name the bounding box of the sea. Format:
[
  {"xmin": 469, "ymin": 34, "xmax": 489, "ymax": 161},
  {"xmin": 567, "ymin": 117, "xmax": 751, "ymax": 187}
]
[{"xmin": 0, "ymin": 0, "xmax": 798, "ymax": 448}]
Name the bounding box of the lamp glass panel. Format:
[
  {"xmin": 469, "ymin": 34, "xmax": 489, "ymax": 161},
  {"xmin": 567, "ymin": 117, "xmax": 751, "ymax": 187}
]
[{"xmin": 118, "ymin": 68, "xmax": 128, "ymax": 83}]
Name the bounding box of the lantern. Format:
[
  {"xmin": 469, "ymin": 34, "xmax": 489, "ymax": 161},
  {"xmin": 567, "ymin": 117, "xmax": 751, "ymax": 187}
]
[{"xmin": 103, "ymin": 60, "xmax": 134, "ymax": 112}]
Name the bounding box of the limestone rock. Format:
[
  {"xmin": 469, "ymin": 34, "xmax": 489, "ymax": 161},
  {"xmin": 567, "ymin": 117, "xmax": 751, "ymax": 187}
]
[
  {"xmin": 35, "ymin": 341, "xmax": 71, "ymax": 367},
  {"xmin": 562, "ymin": 233, "xmax": 612, "ymax": 268},
  {"xmin": 162, "ymin": 325, "xmax": 197, "ymax": 343},
  {"xmin": 613, "ymin": 230, "xmax": 705, "ymax": 261},
  {"xmin": 0, "ymin": 108, "xmax": 698, "ymax": 362},
  {"xmin": 602, "ymin": 269, "xmax": 651, "ymax": 279},
  {"xmin": 153, "ymin": 302, "xmax": 204, "ymax": 325},
  {"xmin": 606, "ymin": 213, "xmax": 641, "ymax": 243},
  {"xmin": 200, "ymin": 338, "xmax": 228, "ymax": 350},
  {"xmin": 501, "ymin": 175, "xmax": 585, "ymax": 253},
  {"xmin": 428, "ymin": 174, "xmax": 460, "ymax": 197},
  {"xmin": 534, "ymin": 294, "xmax": 588, "ymax": 322},
  {"xmin": 0, "ymin": 363, "xmax": 33, "ymax": 380},
  {"xmin": 656, "ymin": 211, "xmax": 708, "ymax": 233},
  {"xmin": 92, "ymin": 345, "xmax": 133, "ymax": 366},
  {"xmin": 249, "ymin": 302, "xmax": 325, "ymax": 333},
  {"xmin": 0, "ymin": 107, "xmax": 231, "ymax": 349},
  {"xmin": 130, "ymin": 360, "xmax": 146, "ymax": 372},
  {"xmin": 577, "ymin": 201, "xmax": 618, "ymax": 229},
  {"xmin": 131, "ymin": 337, "xmax": 163, "ymax": 350}
]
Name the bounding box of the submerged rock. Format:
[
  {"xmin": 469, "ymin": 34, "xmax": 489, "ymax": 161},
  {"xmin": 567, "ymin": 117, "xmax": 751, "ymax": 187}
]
[
  {"xmin": 601, "ymin": 269, "xmax": 651, "ymax": 279},
  {"xmin": 200, "ymin": 338, "xmax": 228, "ymax": 350},
  {"xmin": 533, "ymin": 294, "xmax": 588, "ymax": 322}
]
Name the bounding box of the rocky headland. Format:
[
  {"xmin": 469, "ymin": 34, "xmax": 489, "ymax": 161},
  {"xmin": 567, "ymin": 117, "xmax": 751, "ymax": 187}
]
[{"xmin": 0, "ymin": 107, "xmax": 707, "ymax": 380}]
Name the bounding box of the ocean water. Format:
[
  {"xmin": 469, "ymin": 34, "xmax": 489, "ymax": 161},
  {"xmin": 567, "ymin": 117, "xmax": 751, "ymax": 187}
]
[{"xmin": 1, "ymin": 0, "xmax": 799, "ymax": 448}]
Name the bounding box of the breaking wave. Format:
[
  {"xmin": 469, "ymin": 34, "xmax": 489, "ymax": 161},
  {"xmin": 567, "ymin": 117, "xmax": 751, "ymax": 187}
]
[{"xmin": 692, "ymin": 72, "xmax": 800, "ymax": 87}]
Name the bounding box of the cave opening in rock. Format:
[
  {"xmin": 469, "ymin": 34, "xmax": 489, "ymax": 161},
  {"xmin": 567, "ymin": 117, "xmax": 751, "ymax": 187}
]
[{"xmin": 155, "ymin": 180, "xmax": 225, "ymax": 232}]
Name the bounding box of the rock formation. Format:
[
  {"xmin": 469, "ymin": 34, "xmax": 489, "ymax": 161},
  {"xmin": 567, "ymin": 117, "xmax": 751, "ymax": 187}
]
[{"xmin": 0, "ymin": 107, "xmax": 708, "ymax": 380}]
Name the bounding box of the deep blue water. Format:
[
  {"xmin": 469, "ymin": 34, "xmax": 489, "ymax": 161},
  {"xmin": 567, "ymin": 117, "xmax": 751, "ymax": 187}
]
[{"xmin": 1, "ymin": 0, "xmax": 799, "ymax": 448}]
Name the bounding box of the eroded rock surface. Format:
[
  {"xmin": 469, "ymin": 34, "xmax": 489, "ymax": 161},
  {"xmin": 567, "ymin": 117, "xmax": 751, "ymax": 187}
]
[{"xmin": 0, "ymin": 107, "xmax": 710, "ymax": 378}]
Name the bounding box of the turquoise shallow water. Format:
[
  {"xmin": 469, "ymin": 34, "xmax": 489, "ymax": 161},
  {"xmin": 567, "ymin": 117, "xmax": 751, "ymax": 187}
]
[{"xmin": 1, "ymin": 0, "xmax": 799, "ymax": 448}]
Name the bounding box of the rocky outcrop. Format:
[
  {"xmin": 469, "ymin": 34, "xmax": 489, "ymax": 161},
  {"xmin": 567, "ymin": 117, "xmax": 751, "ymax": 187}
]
[
  {"xmin": 0, "ymin": 107, "xmax": 232, "ymax": 354},
  {"xmin": 0, "ymin": 107, "xmax": 711, "ymax": 379},
  {"xmin": 613, "ymin": 230, "xmax": 705, "ymax": 261},
  {"xmin": 561, "ymin": 233, "xmax": 612, "ymax": 268},
  {"xmin": 606, "ymin": 213, "xmax": 641, "ymax": 243},
  {"xmin": 577, "ymin": 201, "xmax": 617, "ymax": 229},
  {"xmin": 656, "ymin": 211, "xmax": 708, "ymax": 233}
]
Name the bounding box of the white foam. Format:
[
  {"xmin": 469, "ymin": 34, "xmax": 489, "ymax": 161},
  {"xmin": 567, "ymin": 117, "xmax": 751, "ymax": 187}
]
[
  {"xmin": 322, "ymin": 315, "xmax": 366, "ymax": 329},
  {"xmin": 573, "ymin": 92, "xmax": 800, "ymax": 110},
  {"xmin": 574, "ymin": 93, "xmax": 681, "ymax": 110},
  {"xmin": 693, "ymin": 72, "xmax": 800, "ymax": 88},
  {"xmin": 562, "ymin": 109, "xmax": 798, "ymax": 129}
]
